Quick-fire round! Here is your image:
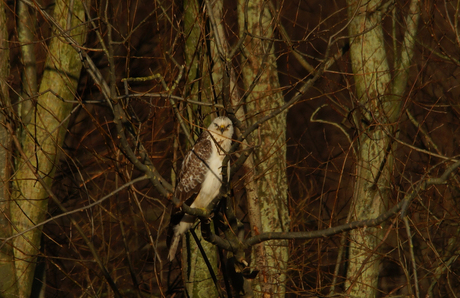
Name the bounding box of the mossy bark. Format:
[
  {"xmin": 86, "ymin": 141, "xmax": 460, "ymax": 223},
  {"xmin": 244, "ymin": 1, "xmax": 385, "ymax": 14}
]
[
  {"xmin": 238, "ymin": 0, "xmax": 289, "ymax": 296},
  {"xmin": 18, "ymin": 0, "xmax": 37, "ymax": 126},
  {"xmin": 182, "ymin": 0, "xmax": 219, "ymax": 296},
  {"xmin": 346, "ymin": 0, "xmax": 420, "ymax": 296},
  {"xmin": 346, "ymin": 1, "xmax": 392, "ymax": 296},
  {"xmin": 0, "ymin": 1, "xmax": 18, "ymax": 297},
  {"xmin": 10, "ymin": 0, "xmax": 87, "ymax": 297}
]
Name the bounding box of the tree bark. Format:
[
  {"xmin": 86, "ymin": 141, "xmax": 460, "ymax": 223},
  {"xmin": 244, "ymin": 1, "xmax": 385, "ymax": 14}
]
[
  {"xmin": 345, "ymin": 0, "xmax": 420, "ymax": 296},
  {"xmin": 0, "ymin": 2, "xmax": 18, "ymax": 297},
  {"xmin": 238, "ymin": 0, "xmax": 289, "ymax": 296},
  {"xmin": 18, "ymin": 0, "xmax": 37, "ymax": 126},
  {"xmin": 10, "ymin": 0, "xmax": 87, "ymax": 297},
  {"xmin": 346, "ymin": 1, "xmax": 391, "ymax": 296},
  {"xmin": 182, "ymin": 0, "xmax": 219, "ymax": 296}
]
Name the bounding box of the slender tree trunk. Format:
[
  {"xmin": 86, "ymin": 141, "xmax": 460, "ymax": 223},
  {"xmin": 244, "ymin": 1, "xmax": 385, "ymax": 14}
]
[
  {"xmin": 345, "ymin": 0, "xmax": 420, "ymax": 296},
  {"xmin": 18, "ymin": 0, "xmax": 37, "ymax": 126},
  {"xmin": 206, "ymin": 0, "xmax": 257, "ymax": 295},
  {"xmin": 10, "ymin": 0, "xmax": 87, "ymax": 297},
  {"xmin": 238, "ymin": 1, "xmax": 289, "ymax": 296},
  {"xmin": 0, "ymin": 2, "xmax": 18, "ymax": 297},
  {"xmin": 182, "ymin": 1, "xmax": 219, "ymax": 296},
  {"xmin": 346, "ymin": 1, "xmax": 391, "ymax": 296}
]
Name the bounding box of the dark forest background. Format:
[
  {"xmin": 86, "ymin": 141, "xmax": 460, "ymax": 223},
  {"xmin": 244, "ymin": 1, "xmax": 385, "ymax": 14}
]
[{"xmin": 1, "ymin": 0, "xmax": 460, "ymax": 297}]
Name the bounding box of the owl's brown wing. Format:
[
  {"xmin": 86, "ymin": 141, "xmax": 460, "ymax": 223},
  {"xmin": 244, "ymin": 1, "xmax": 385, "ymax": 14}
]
[
  {"xmin": 167, "ymin": 133, "xmax": 212, "ymax": 243},
  {"xmin": 174, "ymin": 133, "xmax": 212, "ymax": 205}
]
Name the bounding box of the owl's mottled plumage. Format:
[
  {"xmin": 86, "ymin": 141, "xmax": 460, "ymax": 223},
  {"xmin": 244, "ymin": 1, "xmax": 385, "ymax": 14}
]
[{"xmin": 167, "ymin": 116, "xmax": 233, "ymax": 261}]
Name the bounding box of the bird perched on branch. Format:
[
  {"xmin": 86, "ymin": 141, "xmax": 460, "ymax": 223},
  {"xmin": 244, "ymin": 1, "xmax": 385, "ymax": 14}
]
[{"xmin": 167, "ymin": 116, "xmax": 233, "ymax": 261}]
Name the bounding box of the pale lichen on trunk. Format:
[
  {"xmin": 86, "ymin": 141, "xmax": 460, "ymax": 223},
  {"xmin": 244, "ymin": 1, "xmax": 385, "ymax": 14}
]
[
  {"xmin": 17, "ymin": 0, "xmax": 37, "ymax": 126},
  {"xmin": 346, "ymin": 0, "xmax": 392, "ymax": 295},
  {"xmin": 346, "ymin": 0, "xmax": 420, "ymax": 296},
  {"xmin": 10, "ymin": 0, "xmax": 87, "ymax": 297},
  {"xmin": 182, "ymin": 1, "xmax": 219, "ymax": 296},
  {"xmin": 238, "ymin": 0, "xmax": 289, "ymax": 296},
  {"xmin": 0, "ymin": 1, "xmax": 19, "ymax": 296}
]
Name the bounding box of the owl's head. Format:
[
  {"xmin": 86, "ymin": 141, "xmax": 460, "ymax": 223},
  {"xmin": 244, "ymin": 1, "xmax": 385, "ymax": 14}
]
[{"xmin": 208, "ymin": 116, "xmax": 234, "ymax": 139}]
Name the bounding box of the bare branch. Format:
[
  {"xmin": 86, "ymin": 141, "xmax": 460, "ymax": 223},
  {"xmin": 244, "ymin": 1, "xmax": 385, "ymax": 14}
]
[
  {"xmin": 1, "ymin": 175, "xmax": 149, "ymax": 243},
  {"xmin": 5, "ymin": 123, "xmax": 123, "ymax": 298},
  {"xmin": 113, "ymin": 104, "xmax": 173, "ymax": 196},
  {"xmin": 403, "ymin": 216, "xmax": 421, "ymax": 298},
  {"xmin": 244, "ymin": 160, "xmax": 460, "ymax": 247}
]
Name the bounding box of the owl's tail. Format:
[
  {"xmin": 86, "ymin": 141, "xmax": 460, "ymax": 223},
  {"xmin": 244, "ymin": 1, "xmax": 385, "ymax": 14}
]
[
  {"xmin": 168, "ymin": 235, "xmax": 180, "ymax": 261},
  {"xmin": 167, "ymin": 215, "xmax": 195, "ymax": 261}
]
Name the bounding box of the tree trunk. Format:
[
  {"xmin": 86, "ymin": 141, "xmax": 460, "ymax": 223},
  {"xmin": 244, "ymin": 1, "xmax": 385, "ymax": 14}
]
[
  {"xmin": 11, "ymin": 0, "xmax": 87, "ymax": 296},
  {"xmin": 345, "ymin": 0, "xmax": 420, "ymax": 296},
  {"xmin": 18, "ymin": 0, "xmax": 37, "ymax": 126},
  {"xmin": 182, "ymin": 0, "xmax": 219, "ymax": 296},
  {"xmin": 238, "ymin": 0, "xmax": 289, "ymax": 296},
  {"xmin": 0, "ymin": 2, "xmax": 18, "ymax": 296}
]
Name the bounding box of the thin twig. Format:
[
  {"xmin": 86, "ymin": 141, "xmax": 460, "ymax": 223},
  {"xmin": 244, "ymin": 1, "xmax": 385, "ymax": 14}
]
[
  {"xmin": 244, "ymin": 160, "xmax": 460, "ymax": 247},
  {"xmin": 117, "ymin": 92, "xmax": 224, "ymax": 108},
  {"xmin": 403, "ymin": 216, "xmax": 420, "ymax": 298},
  {"xmin": 4, "ymin": 123, "xmax": 123, "ymax": 298},
  {"xmin": 1, "ymin": 174, "xmax": 149, "ymax": 243},
  {"xmin": 113, "ymin": 105, "xmax": 173, "ymax": 196},
  {"xmin": 406, "ymin": 110, "xmax": 442, "ymax": 155},
  {"xmin": 310, "ymin": 104, "xmax": 357, "ymax": 157},
  {"xmin": 21, "ymin": 0, "xmax": 112, "ymax": 104}
]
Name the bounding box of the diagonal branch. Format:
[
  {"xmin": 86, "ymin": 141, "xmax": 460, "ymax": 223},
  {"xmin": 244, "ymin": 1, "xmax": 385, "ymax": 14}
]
[
  {"xmin": 244, "ymin": 160, "xmax": 460, "ymax": 247},
  {"xmin": 197, "ymin": 159, "xmax": 460, "ymax": 253},
  {"xmin": 21, "ymin": 0, "xmax": 175, "ymax": 198},
  {"xmin": 4, "ymin": 123, "xmax": 123, "ymax": 298}
]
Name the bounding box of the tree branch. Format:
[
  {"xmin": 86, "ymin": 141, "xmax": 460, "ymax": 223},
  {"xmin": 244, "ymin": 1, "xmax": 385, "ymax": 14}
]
[
  {"xmin": 244, "ymin": 160, "xmax": 460, "ymax": 247},
  {"xmin": 4, "ymin": 123, "xmax": 123, "ymax": 298}
]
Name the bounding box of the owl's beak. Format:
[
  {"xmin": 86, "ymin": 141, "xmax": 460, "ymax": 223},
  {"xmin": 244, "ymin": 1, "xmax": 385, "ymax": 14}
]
[{"xmin": 219, "ymin": 125, "xmax": 226, "ymax": 133}]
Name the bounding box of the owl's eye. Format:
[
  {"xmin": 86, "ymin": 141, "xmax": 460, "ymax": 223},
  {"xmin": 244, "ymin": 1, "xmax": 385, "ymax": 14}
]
[{"xmin": 226, "ymin": 124, "xmax": 231, "ymax": 128}]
